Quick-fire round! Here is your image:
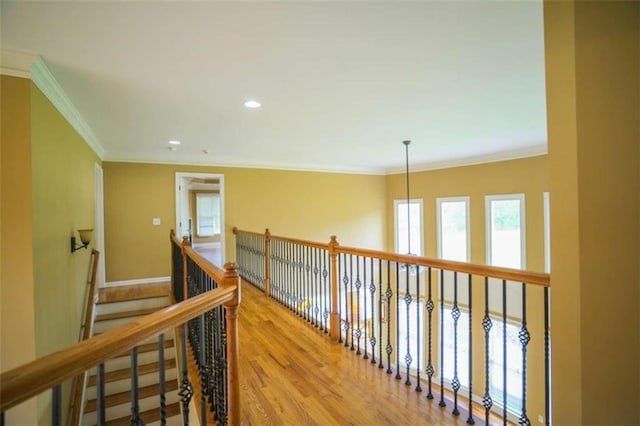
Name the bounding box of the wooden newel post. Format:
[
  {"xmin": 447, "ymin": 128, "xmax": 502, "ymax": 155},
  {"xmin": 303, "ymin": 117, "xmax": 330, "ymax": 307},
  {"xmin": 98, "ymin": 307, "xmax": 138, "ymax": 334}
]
[
  {"xmin": 222, "ymin": 262, "xmax": 241, "ymax": 426},
  {"xmin": 264, "ymin": 228, "xmax": 271, "ymax": 297},
  {"xmin": 328, "ymin": 235, "xmax": 340, "ymax": 341},
  {"xmin": 181, "ymin": 236, "xmax": 190, "ymax": 300}
]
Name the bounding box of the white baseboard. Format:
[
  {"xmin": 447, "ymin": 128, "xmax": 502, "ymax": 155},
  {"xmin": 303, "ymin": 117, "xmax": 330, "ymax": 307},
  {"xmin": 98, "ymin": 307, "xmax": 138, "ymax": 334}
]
[{"xmin": 104, "ymin": 276, "xmax": 171, "ymax": 287}]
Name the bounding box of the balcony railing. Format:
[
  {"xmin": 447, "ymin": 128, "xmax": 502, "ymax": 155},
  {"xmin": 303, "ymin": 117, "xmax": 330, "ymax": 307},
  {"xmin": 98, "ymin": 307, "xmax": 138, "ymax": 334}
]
[{"xmin": 234, "ymin": 227, "xmax": 550, "ymax": 425}]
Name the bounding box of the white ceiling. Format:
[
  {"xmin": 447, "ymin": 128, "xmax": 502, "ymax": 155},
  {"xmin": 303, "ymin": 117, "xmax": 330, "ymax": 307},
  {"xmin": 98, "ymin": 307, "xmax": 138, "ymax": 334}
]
[{"xmin": 1, "ymin": 1, "xmax": 547, "ymax": 174}]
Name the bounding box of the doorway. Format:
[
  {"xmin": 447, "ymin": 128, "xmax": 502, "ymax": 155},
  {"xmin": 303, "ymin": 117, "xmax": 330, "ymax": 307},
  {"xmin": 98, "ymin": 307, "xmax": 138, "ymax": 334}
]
[{"xmin": 175, "ymin": 173, "xmax": 225, "ymax": 267}]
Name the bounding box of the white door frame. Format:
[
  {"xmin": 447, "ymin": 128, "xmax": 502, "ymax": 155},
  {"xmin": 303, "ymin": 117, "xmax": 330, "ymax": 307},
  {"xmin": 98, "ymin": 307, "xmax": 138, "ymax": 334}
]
[
  {"xmin": 94, "ymin": 163, "xmax": 106, "ymax": 287},
  {"xmin": 175, "ymin": 172, "xmax": 225, "ymax": 264}
]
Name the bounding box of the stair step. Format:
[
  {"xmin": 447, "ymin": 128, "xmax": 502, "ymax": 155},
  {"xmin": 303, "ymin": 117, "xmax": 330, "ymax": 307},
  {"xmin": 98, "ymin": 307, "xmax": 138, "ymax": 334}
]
[
  {"xmin": 95, "ymin": 296, "xmax": 170, "ymax": 316},
  {"xmin": 88, "ymin": 359, "xmax": 177, "ymax": 386},
  {"xmin": 85, "ymin": 368, "xmax": 178, "ymax": 400},
  {"xmin": 98, "ymin": 283, "xmax": 171, "ymax": 304},
  {"xmin": 104, "ymin": 401, "xmax": 181, "ymax": 426},
  {"xmin": 95, "ymin": 307, "xmax": 165, "ymax": 322},
  {"xmin": 85, "ymin": 380, "xmax": 179, "ymax": 413}
]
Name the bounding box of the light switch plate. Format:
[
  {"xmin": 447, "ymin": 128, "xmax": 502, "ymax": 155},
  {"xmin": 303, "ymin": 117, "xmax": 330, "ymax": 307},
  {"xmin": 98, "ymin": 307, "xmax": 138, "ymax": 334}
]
[{"xmin": 152, "ymin": 218, "xmax": 161, "ymax": 226}]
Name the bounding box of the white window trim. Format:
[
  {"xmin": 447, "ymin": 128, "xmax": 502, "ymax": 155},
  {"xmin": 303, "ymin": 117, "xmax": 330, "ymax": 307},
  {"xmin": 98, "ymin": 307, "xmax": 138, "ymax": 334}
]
[
  {"xmin": 393, "ymin": 198, "xmax": 424, "ymax": 256},
  {"xmin": 436, "ymin": 196, "xmax": 471, "ymax": 262},
  {"xmin": 485, "ymin": 194, "xmax": 526, "ymax": 269}
]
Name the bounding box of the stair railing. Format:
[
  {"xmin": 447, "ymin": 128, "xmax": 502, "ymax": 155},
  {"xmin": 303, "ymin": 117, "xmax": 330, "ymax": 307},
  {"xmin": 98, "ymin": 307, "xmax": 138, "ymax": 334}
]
[
  {"xmin": 233, "ymin": 227, "xmax": 551, "ymax": 426},
  {"xmin": 171, "ymin": 229, "xmax": 242, "ymax": 426},
  {"xmin": 1, "ymin": 238, "xmax": 240, "ymax": 426}
]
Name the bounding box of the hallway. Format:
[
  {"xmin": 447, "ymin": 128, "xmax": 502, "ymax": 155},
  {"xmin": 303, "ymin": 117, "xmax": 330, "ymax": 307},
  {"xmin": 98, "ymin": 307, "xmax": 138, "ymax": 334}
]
[{"xmin": 236, "ymin": 281, "xmax": 496, "ymax": 425}]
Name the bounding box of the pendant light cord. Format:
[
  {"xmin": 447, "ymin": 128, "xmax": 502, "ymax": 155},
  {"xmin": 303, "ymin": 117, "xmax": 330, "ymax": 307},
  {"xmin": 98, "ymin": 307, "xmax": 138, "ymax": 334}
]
[{"xmin": 403, "ymin": 140, "xmax": 411, "ymax": 255}]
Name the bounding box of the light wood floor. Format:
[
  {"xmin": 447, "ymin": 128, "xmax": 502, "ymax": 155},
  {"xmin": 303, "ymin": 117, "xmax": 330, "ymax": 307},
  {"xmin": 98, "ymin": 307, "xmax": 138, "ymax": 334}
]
[{"xmin": 237, "ymin": 280, "xmax": 498, "ymax": 426}]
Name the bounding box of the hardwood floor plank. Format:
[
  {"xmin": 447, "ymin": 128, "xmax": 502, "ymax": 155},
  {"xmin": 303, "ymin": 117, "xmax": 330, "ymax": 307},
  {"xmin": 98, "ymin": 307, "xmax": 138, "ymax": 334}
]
[{"xmin": 236, "ymin": 280, "xmax": 501, "ymax": 425}]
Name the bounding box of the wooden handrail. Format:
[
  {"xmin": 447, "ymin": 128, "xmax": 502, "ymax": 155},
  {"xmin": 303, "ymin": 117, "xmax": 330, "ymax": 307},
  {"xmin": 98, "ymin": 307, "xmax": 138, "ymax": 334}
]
[
  {"xmin": 233, "ymin": 227, "xmax": 329, "ymax": 250},
  {"xmin": 335, "ymin": 245, "xmax": 550, "ymax": 287},
  {"xmin": 233, "ymin": 228, "xmax": 550, "ymax": 287},
  {"xmin": 0, "ymin": 284, "xmax": 238, "ymax": 412}
]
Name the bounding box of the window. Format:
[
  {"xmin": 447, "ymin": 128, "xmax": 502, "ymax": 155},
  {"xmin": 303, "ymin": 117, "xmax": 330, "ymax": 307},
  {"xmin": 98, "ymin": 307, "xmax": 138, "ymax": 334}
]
[
  {"xmin": 489, "ymin": 318, "xmax": 523, "ymax": 414},
  {"xmin": 394, "ymin": 199, "xmax": 423, "ymax": 256},
  {"xmin": 397, "ymin": 296, "xmax": 424, "ymax": 369},
  {"xmin": 485, "ymin": 194, "xmax": 526, "ymax": 269},
  {"xmin": 437, "ymin": 197, "xmax": 470, "ymax": 262},
  {"xmin": 485, "ymin": 194, "xmax": 526, "ymax": 415},
  {"xmin": 196, "ymin": 193, "xmax": 220, "ymax": 237}
]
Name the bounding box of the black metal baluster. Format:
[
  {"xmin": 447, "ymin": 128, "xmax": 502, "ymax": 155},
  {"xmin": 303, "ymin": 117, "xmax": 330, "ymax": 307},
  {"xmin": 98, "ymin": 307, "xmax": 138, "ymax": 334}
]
[
  {"xmin": 355, "ymin": 256, "xmax": 362, "ymax": 355},
  {"xmin": 403, "ymin": 262, "xmax": 412, "ymax": 385},
  {"xmin": 130, "ymin": 347, "xmax": 142, "ymax": 425},
  {"xmin": 482, "ymin": 277, "xmax": 493, "ymax": 425},
  {"xmin": 313, "ymin": 247, "xmax": 320, "ymax": 328},
  {"xmin": 426, "ymin": 267, "xmax": 434, "ymax": 400},
  {"xmin": 415, "ymin": 269, "xmax": 422, "ymax": 392},
  {"xmin": 385, "ymin": 261, "xmax": 393, "ymax": 374},
  {"xmin": 297, "ymin": 244, "xmax": 302, "ymax": 316},
  {"xmin": 97, "ymin": 363, "xmax": 106, "ymax": 426},
  {"xmin": 323, "ymin": 250, "xmax": 330, "ymax": 332},
  {"xmin": 439, "ymin": 269, "xmax": 446, "ymax": 407},
  {"xmin": 306, "ymin": 246, "xmax": 312, "ymax": 323},
  {"xmin": 502, "ymin": 279, "xmax": 508, "ymax": 423},
  {"xmin": 200, "ymin": 314, "xmax": 207, "ymax": 426},
  {"xmin": 298, "ymin": 244, "xmax": 304, "ymax": 317},
  {"xmin": 342, "ymin": 254, "xmax": 349, "ymax": 346},
  {"xmin": 467, "ymin": 275, "xmax": 475, "ymax": 424},
  {"xmin": 159, "ymin": 333, "xmax": 166, "ymax": 425},
  {"xmin": 286, "ymin": 241, "xmax": 292, "ymax": 309},
  {"xmin": 301, "ymin": 245, "xmax": 307, "ymax": 320},
  {"xmin": 179, "ymin": 323, "xmax": 193, "ymax": 426},
  {"xmin": 377, "ymin": 259, "xmax": 383, "ymax": 368},
  {"xmin": 212, "ymin": 306, "xmax": 221, "ymax": 420},
  {"xmin": 222, "ymin": 304, "xmax": 230, "ymax": 424},
  {"xmin": 369, "ymin": 258, "xmax": 377, "ymax": 363},
  {"xmin": 519, "ymin": 284, "xmax": 531, "ymax": 426},
  {"xmin": 338, "ymin": 253, "xmax": 349, "ymax": 346},
  {"xmin": 544, "ymin": 287, "xmax": 550, "ymax": 426},
  {"xmin": 362, "ymin": 257, "xmax": 368, "ymax": 359},
  {"xmin": 350, "ymin": 255, "xmax": 355, "ymax": 351},
  {"xmin": 273, "ymin": 240, "xmax": 279, "ymax": 303},
  {"xmin": 452, "ymin": 272, "xmax": 461, "ymax": 416},
  {"xmin": 198, "ymin": 313, "xmax": 209, "ymax": 426},
  {"xmin": 51, "ymin": 384, "xmax": 61, "ymax": 426},
  {"xmin": 395, "ymin": 264, "xmax": 401, "ymax": 380}
]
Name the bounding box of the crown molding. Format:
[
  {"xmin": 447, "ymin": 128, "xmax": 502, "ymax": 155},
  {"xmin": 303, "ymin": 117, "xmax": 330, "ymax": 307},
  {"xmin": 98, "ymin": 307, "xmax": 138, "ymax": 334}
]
[
  {"xmin": 384, "ymin": 144, "xmax": 548, "ymax": 175},
  {"xmin": 0, "ymin": 49, "xmax": 37, "ymax": 78},
  {"xmin": 31, "ymin": 56, "xmax": 105, "ymax": 159}
]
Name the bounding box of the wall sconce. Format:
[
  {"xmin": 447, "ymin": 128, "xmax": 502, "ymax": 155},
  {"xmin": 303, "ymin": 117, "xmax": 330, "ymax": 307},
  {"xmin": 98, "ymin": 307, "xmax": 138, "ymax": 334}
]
[{"xmin": 70, "ymin": 229, "xmax": 93, "ymax": 253}]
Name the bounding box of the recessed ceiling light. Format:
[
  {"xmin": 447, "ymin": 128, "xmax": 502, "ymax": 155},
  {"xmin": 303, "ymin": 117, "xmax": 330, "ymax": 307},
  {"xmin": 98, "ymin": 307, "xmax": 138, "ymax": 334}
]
[
  {"xmin": 244, "ymin": 100, "xmax": 261, "ymax": 109},
  {"xmin": 169, "ymin": 140, "xmax": 181, "ymax": 145}
]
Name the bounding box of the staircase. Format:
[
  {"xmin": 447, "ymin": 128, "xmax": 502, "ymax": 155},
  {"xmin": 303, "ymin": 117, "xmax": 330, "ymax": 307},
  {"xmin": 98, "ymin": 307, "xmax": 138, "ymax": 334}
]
[{"xmin": 81, "ymin": 283, "xmax": 182, "ymax": 425}]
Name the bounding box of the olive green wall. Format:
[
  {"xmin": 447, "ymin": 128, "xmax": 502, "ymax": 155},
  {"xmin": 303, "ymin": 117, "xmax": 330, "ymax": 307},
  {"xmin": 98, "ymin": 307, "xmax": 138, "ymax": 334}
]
[
  {"xmin": 0, "ymin": 75, "xmax": 38, "ymax": 424},
  {"xmin": 31, "ymin": 83, "xmax": 101, "ymax": 423},
  {"xmin": 0, "ymin": 75, "xmax": 100, "ymax": 424},
  {"xmin": 104, "ymin": 162, "xmax": 387, "ymax": 282},
  {"xmin": 545, "ymin": 1, "xmax": 639, "ymax": 423}
]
